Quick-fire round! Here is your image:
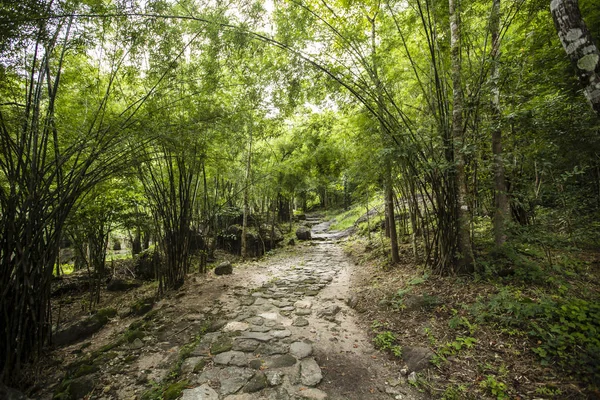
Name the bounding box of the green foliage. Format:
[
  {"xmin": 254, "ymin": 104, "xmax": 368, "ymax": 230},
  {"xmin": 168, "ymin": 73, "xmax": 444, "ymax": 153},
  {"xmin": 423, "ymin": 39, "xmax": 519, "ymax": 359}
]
[
  {"xmin": 372, "ymin": 329, "xmax": 402, "ymax": 357},
  {"xmin": 479, "ymin": 375, "xmax": 509, "ymax": 400},
  {"xmin": 472, "ymin": 289, "xmax": 600, "ymax": 382},
  {"xmin": 437, "ymin": 337, "xmax": 477, "ymax": 357},
  {"xmin": 441, "ymin": 384, "xmax": 468, "ymax": 400}
]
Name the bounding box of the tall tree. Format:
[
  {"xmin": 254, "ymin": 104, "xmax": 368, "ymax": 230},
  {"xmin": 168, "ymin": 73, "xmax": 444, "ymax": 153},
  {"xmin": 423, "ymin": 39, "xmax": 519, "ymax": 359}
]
[
  {"xmin": 449, "ymin": 0, "xmax": 474, "ymax": 271},
  {"xmin": 551, "ymin": 0, "xmax": 600, "ymax": 115},
  {"xmin": 490, "ymin": 0, "xmax": 509, "ymax": 247}
]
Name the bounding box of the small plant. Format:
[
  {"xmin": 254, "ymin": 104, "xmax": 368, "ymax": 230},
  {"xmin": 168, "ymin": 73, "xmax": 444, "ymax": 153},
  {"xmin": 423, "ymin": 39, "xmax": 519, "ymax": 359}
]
[
  {"xmin": 448, "ymin": 315, "xmax": 478, "ymax": 334},
  {"xmin": 373, "ymin": 330, "xmax": 402, "ymax": 357},
  {"xmin": 479, "ymin": 375, "xmax": 508, "ymax": 400},
  {"xmin": 442, "ymin": 384, "xmax": 468, "ymax": 400},
  {"xmin": 438, "ymin": 336, "xmax": 477, "ymax": 357}
]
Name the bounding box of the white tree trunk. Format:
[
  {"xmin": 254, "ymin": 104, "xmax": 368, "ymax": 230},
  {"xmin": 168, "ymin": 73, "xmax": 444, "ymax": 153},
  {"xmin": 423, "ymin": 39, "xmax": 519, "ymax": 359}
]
[{"xmin": 551, "ymin": 0, "xmax": 600, "ymax": 115}]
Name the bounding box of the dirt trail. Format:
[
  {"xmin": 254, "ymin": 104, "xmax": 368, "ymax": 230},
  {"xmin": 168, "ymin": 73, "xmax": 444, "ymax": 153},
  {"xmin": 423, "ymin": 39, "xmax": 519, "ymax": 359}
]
[
  {"xmin": 43, "ymin": 217, "xmax": 422, "ymax": 400},
  {"xmin": 161, "ymin": 216, "xmax": 422, "ymax": 400}
]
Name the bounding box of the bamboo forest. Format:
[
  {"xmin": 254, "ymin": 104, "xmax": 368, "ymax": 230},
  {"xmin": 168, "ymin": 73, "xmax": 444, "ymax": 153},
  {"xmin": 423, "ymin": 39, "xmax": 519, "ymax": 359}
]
[{"xmin": 0, "ymin": 0, "xmax": 599, "ymax": 398}]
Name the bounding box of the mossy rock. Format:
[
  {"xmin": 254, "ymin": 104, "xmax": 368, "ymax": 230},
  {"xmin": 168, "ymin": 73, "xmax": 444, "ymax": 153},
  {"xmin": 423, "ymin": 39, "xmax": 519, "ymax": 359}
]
[
  {"xmin": 131, "ymin": 297, "xmax": 155, "ymax": 316},
  {"xmin": 54, "ymin": 308, "xmax": 117, "ymax": 347},
  {"xmin": 124, "ymin": 329, "xmax": 144, "ymax": 343},
  {"xmin": 193, "ymin": 359, "xmax": 206, "ymax": 373},
  {"xmin": 73, "ymin": 364, "xmax": 99, "ymax": 378},
  {"xmin": 124, "ymin": 355, "xmax": 138, "ymax": 364},
  {"xmin": 210, "ymin": 336, "xmax": 233, "ymax": 354},
  {"xmin": 162, "ymin": 381, "xmax": 188, "ymax": 400}
]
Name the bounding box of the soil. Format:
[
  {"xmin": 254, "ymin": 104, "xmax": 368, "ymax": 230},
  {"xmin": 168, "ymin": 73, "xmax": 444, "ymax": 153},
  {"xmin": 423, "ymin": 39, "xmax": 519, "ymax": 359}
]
[{"xmin": 27, "ymin": 216, "xmax": 423, "ymax": 400}]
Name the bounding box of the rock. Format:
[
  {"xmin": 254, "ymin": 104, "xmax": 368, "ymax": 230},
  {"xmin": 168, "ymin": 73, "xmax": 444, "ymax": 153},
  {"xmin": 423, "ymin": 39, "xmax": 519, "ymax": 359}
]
[
  {"xmin": 181, "ymin": 357, "xmax": 205, "ymax": 374},
  {"xmin": 402, "ymin": 346, "xmax": 435, "ymax": 372},
  {"xmin": 346, "ymin": 295, "xmax": 358, "ymax": 309},
  {"xmin": 292, "ymin": 317, "xmax": 309, "ymax": 327},
  {"xmin": 239, "ymin": 297, "xmax": 255, "ymax": 306},
  {"xmin": 218, "ymin": 367, "xmax": 254, "ymax": 395},
  {"xmin": 0, "ymin": 384, "xmax": 31, "ymax": 400},
  {"xmin": 290, "ymin": 341, "xmax": 313, "ymax": 359},
  {"xmin": 132, "ymin": 250, "xmax": 161, "ymax": 280},
  {"xmin": 294, "ymin": 300, "xmax": 312, "ymax": 309},
  {"xmin": 233, "ymin": 339, "xmax": 260, "ymax": 352},
  {"xmin": 210, "ymin": 335, "xmax": 233, "ymax": 354},
  {"xmin": 180, "ymin": 384, "xmax": 219, "ymax": 400},
  {"xmin": 129, "ymin": 338, "xmax": 144, "ymax": 350},
  {"xmin": 288, "ymin": 238, "xmax": 295, "ymax": 246},
  {"xmin": 300, "ymin": 358, "xmax": 322, "ymax": 387},
  {"xmin": 106, "ymin": 278, "xmax": 141, "ymax": 292},
  {"xmin": 271, "ymin": 329, "xmax": 292, "ymax": 339},
  {"xmin": 265, "ymin": 370, "xmax": 283, "ymax": 386},
  {"xmin": 296, "ymin": 226, "xmax": 312, "ymax": 241},
  {"xmin": 67, "ymin": 376, "xmax": 95, "ymax": 399},
  {"xmin": 223, "ymin": 321, "xmax": 249, "ymax": 332},
  {"xmin": 318, "ymin": 305, "xmax": 340, "ymax": 317},
  {"xmin": 131, "ymin": 297, "xmax": 154, "ymax": 316},
  {"xmin": 215, "ymin": 262, "xmax": 233, "ymax": 275},
  {"xmin": 243, "ymin": 371, "xmax": 268, "ymax": 393},
  {"xmin": 256, "ymin": 342, "xmax": 289, "ymax": 355},
  {"xmin": 53, "ymin": 308, "xmax": 116, "ymax": 346},
  {"xmin": 296, "ymin": 388, "xmax": 328, "ymax": 399},
  {"xmin": 295, "ymin": 309, "xmax": 312, "ymax": 316},
  {"xmin": 239, "ymin": 332, "xmax": 272, "ymax": 342},
  {"xmin": 206, "ymin": 320, "xmax": 227, "ymax": 332},
  {"xmin": 408, "ymin": 371, "xmax": 417, "ymax": 383},
  {"xmin": 214, "ymin": 351, "xmax": 247, "ymax": 367},
  {"xmin": 264, "ymin": 354, "xmax": 297, "ymax": 369}
]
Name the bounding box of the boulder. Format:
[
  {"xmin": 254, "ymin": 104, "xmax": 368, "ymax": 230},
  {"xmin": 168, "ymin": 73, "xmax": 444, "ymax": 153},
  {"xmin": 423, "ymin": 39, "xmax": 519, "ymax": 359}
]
[
  {"xmin": 0, "ymin": 384, "xmax": 31, "ymax": 400},
  {"xmin": 53, "ymin": 308, "xmax": 116, "ymax": 346},
  {"xmin": 215, "ymin": 261, "xmax": 233, "ymax": 275},
  {"xmin": 402, "ymin": 346, "xmax": 435, "ymax": 372},
  {"xmin": 132, "ymin": 250, "xmax": 160, "ymax": 280},
  {"xmin": 295, "ymin": 226, "xmax": 312, "ymax": 241},
  {"xmin": 106, "ymin": 278, "xmax": 141, "ymax": 292}
]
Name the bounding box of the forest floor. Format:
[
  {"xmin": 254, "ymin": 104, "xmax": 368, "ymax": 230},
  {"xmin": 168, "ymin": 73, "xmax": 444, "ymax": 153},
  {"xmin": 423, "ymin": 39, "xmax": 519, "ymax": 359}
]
[{"xmin": 32, "ymin": 217, "xmax": 425, "ymax": 400}]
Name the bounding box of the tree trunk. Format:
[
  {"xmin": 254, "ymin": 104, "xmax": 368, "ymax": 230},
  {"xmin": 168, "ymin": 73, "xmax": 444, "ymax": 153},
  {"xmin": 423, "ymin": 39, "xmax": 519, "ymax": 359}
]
[
  {"xmin": 241, "ymin": 121, "xmax": 253, "ymax": 259},
  {"xmin": 551, "ymin": 0, "xmax": 600, "ymax": 115},
  {"xmin": 490, "ymin": 0, "xmax": 509, "ymax": 247},
  {"xmin": 370, "ymin": 12, "xmax": 400, "ymax": 264},
  {"xmin": 450, "ymin": 0, "xmax": 474, "ymax": 272}
]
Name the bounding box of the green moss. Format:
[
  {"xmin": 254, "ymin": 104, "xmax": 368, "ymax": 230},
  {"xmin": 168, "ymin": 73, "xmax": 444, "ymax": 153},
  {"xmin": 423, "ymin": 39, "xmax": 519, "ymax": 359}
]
[
  {"xmin": 210, "ymin": 336, "xmax": 233, "ymax": 354},
  {"xmin": 131, "ymin": 297, "xmax": 155, "ymax": 316},
  {"xmin": 162, "ymin": 380, "xmax": 188, "ymax": 400},
  {"xmin": 124, "ymin": 329, "xmax": 144, "ymax": 343},
  {"xmin": 124, "ymin": 355, "xmax": 138, "ymax": 364},
  {"xmin": 73, "ymin": 364, "xmax": 99, "ymax": 378},
  {"xmin": 192, "ymin": 359, "xmax": 206, "ymax": 372}
]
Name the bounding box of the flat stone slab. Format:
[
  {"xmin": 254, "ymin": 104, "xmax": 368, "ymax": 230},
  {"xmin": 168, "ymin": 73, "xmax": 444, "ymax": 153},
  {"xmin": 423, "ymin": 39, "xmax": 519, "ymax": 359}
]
[
  {"xmin": 232, "ymin": 339, "xmax": 260, "ymax": 352},
  {"xmin": 265, "ymin": 370, "xmax": 284, "ymax": 386},
  {"xmin": 296, "ymin": 388, "xmax": 328, "ymax": 399},
  {"xmin": 223, "ymin": 321, "xmax": 250, "ymax": 332},
  {"xmin": 271, "ymin": 329, "xmax": 292, "ymax": 339},
  {"xmin": 300, "ymin": 358, "xmax": 323, "ymax": 386},
  {"xmin": 290, "ymin": 341, "xmax": 313, "ymax": 359},
  {"xmin": 213, "ymin": 351, "xmax": 248, "ymax": 367},
  {"xmin": 263, "ymin": 354, "xmax": 297, "ymax": 369},
  {"xmin": 181, "ymin": 356, "xmax": 205, "ymax": 373},
  {"xmin": 238, "ymin": 332, "xmax": 272, "ymax": 342},
  {"xmin": 294, "ymin": 300, "xmax": 313, "ymax": 309},
  {"xmin": 257, "ymin": 342, "xmax": 289, "ymax": 355},
  {"xmin": 181, "ymin": 384, "xmax": 219, "ymax": 400},
  {"xmin": 218, "ymin": 367, "xmax": 255, "ymax": 395},
  {"xmin": 292, "ymin": 317, "xmax": 309, "ymax": 327}
]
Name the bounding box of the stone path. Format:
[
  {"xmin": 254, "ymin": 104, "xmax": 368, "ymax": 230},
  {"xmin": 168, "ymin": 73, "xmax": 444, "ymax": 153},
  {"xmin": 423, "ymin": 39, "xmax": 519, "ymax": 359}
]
[{"xmin": 176, "ymin": 216, "xmax": 421, "ymax": 400}]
